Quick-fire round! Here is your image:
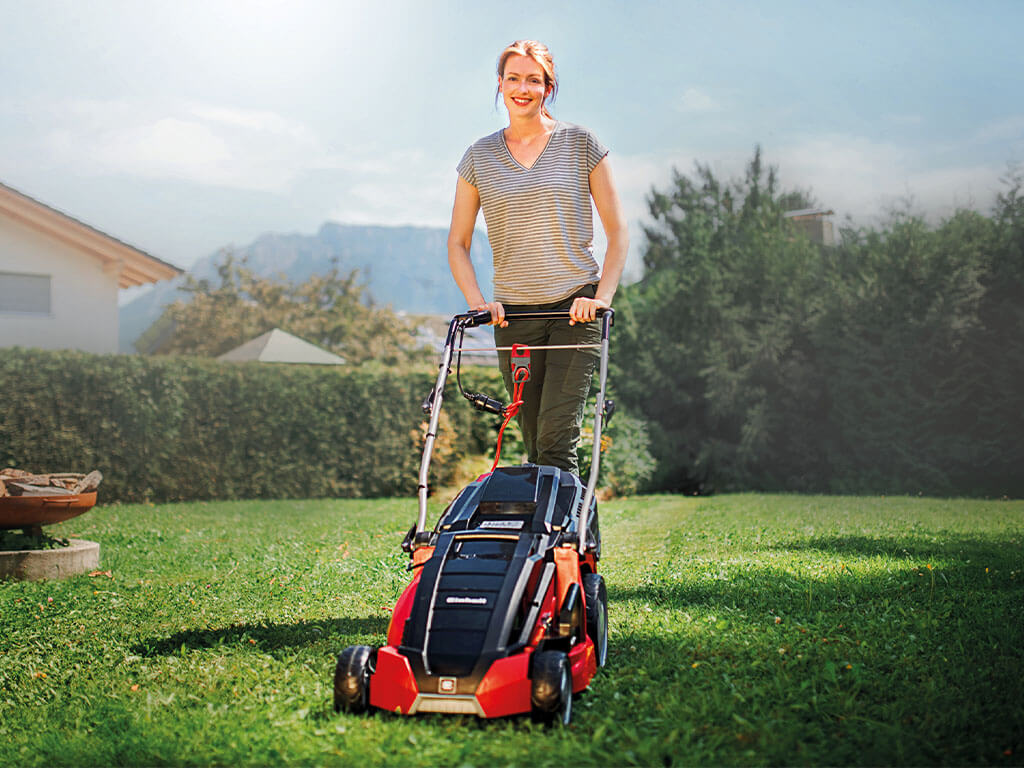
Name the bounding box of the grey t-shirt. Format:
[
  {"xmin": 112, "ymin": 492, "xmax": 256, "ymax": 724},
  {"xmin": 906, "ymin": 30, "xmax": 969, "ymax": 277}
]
[{"xmin": 457, "ymin": 121, "xmax": 608, "ymax": 305}]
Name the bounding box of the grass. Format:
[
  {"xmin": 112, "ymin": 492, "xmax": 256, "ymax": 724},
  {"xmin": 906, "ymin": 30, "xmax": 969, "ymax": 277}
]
[{"xmin": 1, "ymin": 493, "xmax": 1022, "ymax": 766}]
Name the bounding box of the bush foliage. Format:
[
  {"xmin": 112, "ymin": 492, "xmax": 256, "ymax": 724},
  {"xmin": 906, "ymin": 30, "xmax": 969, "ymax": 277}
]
[
  {"xmin": 616, "ymin": 149, "xmax": 1024, "ymax": 496},
  {"xmin": 0, "ymin": 351, "xmax": 507, "ymax": 503},
  {"xmin": 0, "ymin": 349, "xmax": 654, "ymax": 503}
]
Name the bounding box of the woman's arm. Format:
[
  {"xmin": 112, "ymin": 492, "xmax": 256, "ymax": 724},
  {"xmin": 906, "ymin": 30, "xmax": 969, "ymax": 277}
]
[
  {"xmin": 570, "ymin": 157, "xmax": 629, "ymax": 323},
  {"xmin": 447, "ymin": 175, "xmax": 505, "ymax": 325}
]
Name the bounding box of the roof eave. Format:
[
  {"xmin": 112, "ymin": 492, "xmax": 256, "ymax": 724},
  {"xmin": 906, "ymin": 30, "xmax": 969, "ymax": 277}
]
[{"xmin": 0, "ymin": 182, "xmax": 183, "ymax": 287}]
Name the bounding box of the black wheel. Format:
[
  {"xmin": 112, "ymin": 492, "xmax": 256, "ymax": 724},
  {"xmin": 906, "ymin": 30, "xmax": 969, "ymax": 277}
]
[
  {"xmin": 583, "ymin": 572, "xmax": 609, "ymax": 668},
  {"xmin": 333, "ymin": 645, "xmax": 373, "ymax": 713},
  {"xmin": 531, "ymin": 650, "xmax": 572, "ymax": 725}
]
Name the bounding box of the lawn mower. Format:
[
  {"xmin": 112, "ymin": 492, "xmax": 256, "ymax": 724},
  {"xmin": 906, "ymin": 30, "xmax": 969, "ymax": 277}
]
[{"xmin": 333, "ymin": 307, "xmax": 614, "ymax": 725}]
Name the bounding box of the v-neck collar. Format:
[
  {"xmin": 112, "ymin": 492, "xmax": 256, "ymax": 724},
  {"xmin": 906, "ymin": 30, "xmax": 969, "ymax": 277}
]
[{"xmin": 501, "ymin": 121, "xmax": 560, "ymax": 171}]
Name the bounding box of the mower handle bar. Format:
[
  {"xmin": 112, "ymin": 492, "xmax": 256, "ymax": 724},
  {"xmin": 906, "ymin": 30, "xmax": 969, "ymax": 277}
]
[
  {"xmin": 460, "ymin": 307, "xmax": 614, "ymax": 328},
  {"xmin": 416, "ymin": 307, "xmax": 614, "ymax": 555}
]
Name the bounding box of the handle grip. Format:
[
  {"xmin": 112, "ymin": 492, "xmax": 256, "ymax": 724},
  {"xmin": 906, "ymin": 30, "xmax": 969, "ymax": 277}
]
[{"xmin": 462, "ymin": 309, "xmax": 494, "ymax": 328}]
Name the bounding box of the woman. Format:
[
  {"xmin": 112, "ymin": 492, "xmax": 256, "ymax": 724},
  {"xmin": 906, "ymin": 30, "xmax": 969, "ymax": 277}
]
[{"xmin": 447, "ymin": 39, "xmax": 628, "ymax": 475}]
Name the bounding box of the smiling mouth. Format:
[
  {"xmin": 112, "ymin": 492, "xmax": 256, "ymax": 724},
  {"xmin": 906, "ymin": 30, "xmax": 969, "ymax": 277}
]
[{"xmin": 511, "ymin": 97, "xmax": 531, "ymax": 106}]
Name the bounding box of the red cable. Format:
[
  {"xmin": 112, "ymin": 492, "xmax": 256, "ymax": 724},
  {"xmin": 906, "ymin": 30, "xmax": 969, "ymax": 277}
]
[{"xmin": 490, "ymin": 366, "xmax": 528, "ymax": 473}]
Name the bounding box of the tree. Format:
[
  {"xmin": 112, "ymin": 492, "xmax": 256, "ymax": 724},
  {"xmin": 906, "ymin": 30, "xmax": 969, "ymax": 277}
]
[
  {"xmin": 615, "ymin": 147, "xmax": 821, "ymax": 491},
  {"xmin": 619, "ymin": 148, "xmax": 1024, "ymax": 497},
  {"xmin": 137, "ymin": 253, "xmax": 423, "ymax": 366}
]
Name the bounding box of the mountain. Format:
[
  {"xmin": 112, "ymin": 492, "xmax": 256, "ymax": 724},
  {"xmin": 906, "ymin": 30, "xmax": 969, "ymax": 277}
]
[{"xmin": 119, "ymin": 222, "xmax": 493, "ymax": 352}]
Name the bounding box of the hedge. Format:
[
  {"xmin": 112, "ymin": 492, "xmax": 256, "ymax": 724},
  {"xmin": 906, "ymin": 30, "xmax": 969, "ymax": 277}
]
[{"xmin": 0, "ymin": 348, "xmax": 506, "ymax": 503}]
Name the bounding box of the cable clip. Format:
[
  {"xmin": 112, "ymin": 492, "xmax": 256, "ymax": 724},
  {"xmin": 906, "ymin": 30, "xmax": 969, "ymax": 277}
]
[{"xmin": 510, "ymin": 343, "xmax": 531, "ymax": 383}]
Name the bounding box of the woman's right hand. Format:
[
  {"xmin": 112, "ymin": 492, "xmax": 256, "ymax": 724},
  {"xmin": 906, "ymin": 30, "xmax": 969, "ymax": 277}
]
[{"xmin": 472, "ymin": 300, "xmax": 507, "ymax": 327}]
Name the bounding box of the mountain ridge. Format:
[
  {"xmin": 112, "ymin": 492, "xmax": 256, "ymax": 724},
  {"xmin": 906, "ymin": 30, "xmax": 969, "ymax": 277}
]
[{"xmin": 119, "ymin": 222, "xmax": 494, "ymax": 352}]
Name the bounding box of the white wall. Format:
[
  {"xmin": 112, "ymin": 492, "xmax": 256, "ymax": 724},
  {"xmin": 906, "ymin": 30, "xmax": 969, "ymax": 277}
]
[{"xmin": 0, "ymin": 212, "xmax": 119, "ymax": 354}]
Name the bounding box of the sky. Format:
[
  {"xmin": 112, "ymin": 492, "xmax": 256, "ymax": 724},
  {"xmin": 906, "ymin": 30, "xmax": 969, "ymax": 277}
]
[{"xmin": 2, "ymin": 0, "xmax": 1022, "ymax": 296}]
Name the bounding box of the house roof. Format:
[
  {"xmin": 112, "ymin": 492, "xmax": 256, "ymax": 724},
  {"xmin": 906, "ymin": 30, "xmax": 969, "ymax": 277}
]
[
  {"xmin": 217, "ymin": 328, "xmax": 346, "ymax": 365},
  {"xmin": 0, "ymin": 181, "xmax": 182, "ymax": 288},
  {"xmin": 783, "ymin": 207, "xmax": 835, "ymax": 220}
]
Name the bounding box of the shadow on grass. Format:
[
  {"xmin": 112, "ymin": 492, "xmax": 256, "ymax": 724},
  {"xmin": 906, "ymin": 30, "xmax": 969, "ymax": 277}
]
[
  {"xmin": 770, "ymin": 532, "xmax": 1023, "ymax": 563},
  {"xmin": 133, "ymin": 615, "xmax": 390, "ymax": 657},
  {"xmin": 609, "ymin": 531, "xmax": 1023, "ymax": 632}
]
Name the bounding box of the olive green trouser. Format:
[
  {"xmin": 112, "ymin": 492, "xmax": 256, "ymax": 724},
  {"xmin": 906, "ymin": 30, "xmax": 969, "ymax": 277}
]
[{"xmin": 494, "ymin": 285, "xmax": 601, "ymax": 476}]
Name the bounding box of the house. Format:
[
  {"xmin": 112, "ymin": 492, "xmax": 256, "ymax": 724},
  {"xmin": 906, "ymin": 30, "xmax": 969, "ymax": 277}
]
[
  {"xmin": 0, "ymin": 181, "xmax": 182, "ymax": 354},
  {"xmin": 783, "ymin": 207, "xmax": 836, "ymax": 246},
  {"xmin": 217, "ymin": 328, "xmax": 346, "ymax": 365}
]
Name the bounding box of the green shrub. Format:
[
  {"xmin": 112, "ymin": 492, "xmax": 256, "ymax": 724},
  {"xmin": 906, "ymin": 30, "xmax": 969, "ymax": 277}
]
[{"xmin": 0, "ymin": 349, "xmax": 506, "ymax": 503}]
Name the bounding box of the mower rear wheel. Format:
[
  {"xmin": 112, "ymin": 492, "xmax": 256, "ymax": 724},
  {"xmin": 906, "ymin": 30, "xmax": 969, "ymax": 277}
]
[
  {"xmin": 531, "ymin": 650, "xmax": 572, "ymax": 725},
  {"xmin": 583, "ymin": 572, "xmax": 609, "ymax": 668},
  {"xmin": 334, "ymin": 645, "xmax": 373, "ymax": 713}
]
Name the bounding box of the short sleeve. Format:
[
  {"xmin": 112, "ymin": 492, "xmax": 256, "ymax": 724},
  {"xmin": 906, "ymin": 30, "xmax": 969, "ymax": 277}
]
[
  {"xmin": 585, "ymin": 131, "xmax": 609, "ymax": 173},
  {"xmin": 456, "ymin": 146, "xmax": 477, "ymax": 187}
]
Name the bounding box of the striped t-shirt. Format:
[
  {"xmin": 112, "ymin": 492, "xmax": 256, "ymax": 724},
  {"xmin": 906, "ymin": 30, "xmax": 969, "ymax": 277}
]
[{"xmin": 457, "ymin": 121, "xmax": 609, "ymax": 305}]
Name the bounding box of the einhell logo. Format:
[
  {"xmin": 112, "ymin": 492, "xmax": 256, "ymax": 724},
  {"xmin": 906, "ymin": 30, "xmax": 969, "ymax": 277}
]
[
  {"xmin": 480, "ymin": 519, "xmax": 523, "ymax": 530},
  {"xmin": 445, "ymin": 595, "xmax": 488, "ymax": 606}
]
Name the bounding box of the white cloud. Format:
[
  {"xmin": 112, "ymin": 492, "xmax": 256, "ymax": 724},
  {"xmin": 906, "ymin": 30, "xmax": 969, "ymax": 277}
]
[
  {"xmin": 973, "ymin": 115, "xmax": 1024, "ymax": 145},
  {"xmin": 772, "ymin": 134, "xmax": 1004, "ymax": 223},
  {"xmin": 189, "ymin": 105, "xmax": 318, "ymax": 142},
  {"xmin": 91, "ymin": 117, "xmax": 233, "ymax": 184},
  {"xmin": 615, "ymin": 136, "xmax": 1007, "ymax": 244},
  {"xmin": 30, "ymin": 98, "xmax": 353, "ymax": 192},
  {"xmin": 677, "ymin": 87, "xmax": 723, "ymax": 114},
  {"xmin": 883, "ymin": 113, "xmax": 924, "ymax": 126},
  {"xmin": 327, "ymin": 150, "xmax": 454, "ymax": 228}
]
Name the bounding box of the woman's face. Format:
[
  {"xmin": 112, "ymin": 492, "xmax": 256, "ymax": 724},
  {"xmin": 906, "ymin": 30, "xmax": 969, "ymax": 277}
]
[{"xmin": 499, "ymin": 54, "xmax": 550, "ymax": 119}]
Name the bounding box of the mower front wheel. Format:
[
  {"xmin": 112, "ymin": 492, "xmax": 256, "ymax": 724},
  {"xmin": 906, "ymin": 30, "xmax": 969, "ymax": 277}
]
[
  {"xmin": 583, "ymin": 572, "xmax": 609, "ymax": 668},
  {"xmin": 334, "ymin": 645, "xmax": 374, "ymax": 713},
  {"xmin": 531, "ymin": 650, "xmax": 572, "ymax": 725}
]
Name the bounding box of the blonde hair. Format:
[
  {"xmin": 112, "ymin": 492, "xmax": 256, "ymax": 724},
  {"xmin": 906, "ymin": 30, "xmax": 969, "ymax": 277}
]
[{"xmin": 496, "ymin": 40, "xmax": 557, "ymax": 118}]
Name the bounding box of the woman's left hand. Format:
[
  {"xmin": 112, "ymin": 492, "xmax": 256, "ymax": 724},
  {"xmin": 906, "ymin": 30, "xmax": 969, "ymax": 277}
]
[{"xmin": 569, "ymin": 296, "xmax": 610, "ymax": 325}]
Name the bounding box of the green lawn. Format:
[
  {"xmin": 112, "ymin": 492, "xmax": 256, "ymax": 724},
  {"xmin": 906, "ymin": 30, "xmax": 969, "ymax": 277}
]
[{"xmin": 1, "ymin": 494, "xmax": 1021, "ymax": 766}]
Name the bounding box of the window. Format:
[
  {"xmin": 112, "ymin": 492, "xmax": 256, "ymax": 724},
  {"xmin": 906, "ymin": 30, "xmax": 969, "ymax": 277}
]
[{"xmin": 0, "ymin": 271, "xmax": 51, "ymax": 314}]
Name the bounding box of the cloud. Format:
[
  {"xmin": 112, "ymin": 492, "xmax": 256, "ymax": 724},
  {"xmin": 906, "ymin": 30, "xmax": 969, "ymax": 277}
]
[
  {"xmin": 883, "ymin": 113, "xmax": 924, "ymax": 126},
  {"xmin": 973, "ymin": 115, "xmax": 1024, "ymax": 145},
  {"xmin": 189, "ymin": 105, "xmax": 319, "ymax": 143},
  {"xmin": 677, "ymin": 87, "xmax": 723, "ymax": 114},
  {"xmin": 327, "ymin": 149, "xmax": 454, "ymax": 228},
  {"xmin": 31, "ymin": 98, "xmax": 347, "ymax": 192},
  {"xmin": 772, "ymin": 134, "xmax": 1005, "ymax": 222},
  {"xmin": 615, "ymin": 135, "xmax": 1007, "ymax": 242}
]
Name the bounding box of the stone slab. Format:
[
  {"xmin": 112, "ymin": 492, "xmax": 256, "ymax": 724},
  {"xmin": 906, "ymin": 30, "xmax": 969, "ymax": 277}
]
[{"xmin": 0, "ymin": 539, "xmax": 100, "ymax": 581}]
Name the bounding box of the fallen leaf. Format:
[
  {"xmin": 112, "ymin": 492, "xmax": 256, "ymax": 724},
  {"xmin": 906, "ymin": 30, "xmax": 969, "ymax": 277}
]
[{"xmin": 89, "ymin": 570, "xmax": 113, "ymax": 578}]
